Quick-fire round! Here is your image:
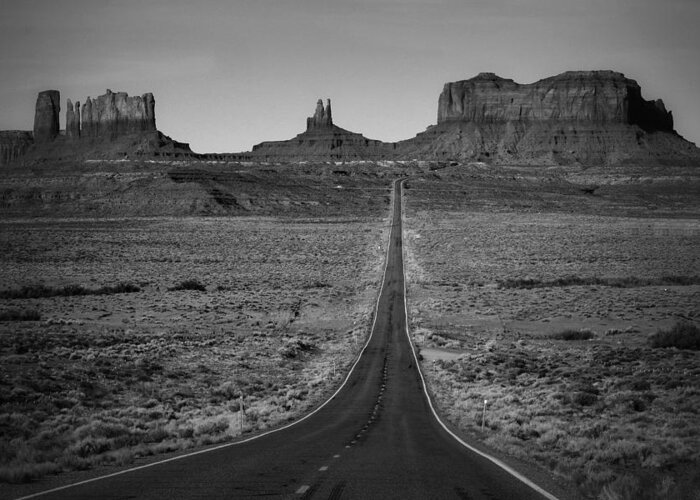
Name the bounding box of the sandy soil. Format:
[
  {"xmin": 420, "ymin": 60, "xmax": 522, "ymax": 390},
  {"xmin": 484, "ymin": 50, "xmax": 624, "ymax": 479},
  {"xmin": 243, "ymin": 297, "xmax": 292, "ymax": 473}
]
[{"xmin": 0, "ymin": 215, "xmax": 388, "ymax": 484}]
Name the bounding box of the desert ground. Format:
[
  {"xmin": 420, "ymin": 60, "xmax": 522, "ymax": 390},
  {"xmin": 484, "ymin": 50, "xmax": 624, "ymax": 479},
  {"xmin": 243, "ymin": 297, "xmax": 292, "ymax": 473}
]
[
  {"xmin": 1, "ymin": 159, "xmax": 699, "ymax": 499},
  {"xmin": 0, "ymin": 163, "xmax": 394, "ymax": 488},
  {"xmin": 403, "ymin": 164, "xmax": 700, "ymax": 499}
]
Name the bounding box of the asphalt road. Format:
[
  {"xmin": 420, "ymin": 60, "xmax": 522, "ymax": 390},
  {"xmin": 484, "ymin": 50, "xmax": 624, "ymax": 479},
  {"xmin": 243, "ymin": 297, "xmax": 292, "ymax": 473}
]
[{"xmin": 27, "ymin": 179, "xmax": 556, "ymax": 499}]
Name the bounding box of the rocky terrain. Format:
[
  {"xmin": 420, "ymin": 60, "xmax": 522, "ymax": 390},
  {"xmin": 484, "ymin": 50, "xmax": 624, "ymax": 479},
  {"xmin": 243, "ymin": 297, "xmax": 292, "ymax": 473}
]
[
  {"xmin": 248, "ymin": 71, "xmax": 700, "ymax": 165},
  {"xmin": 0, "ymin": 89, "xmax": 192, "ymax": 166},
  {"xmin": 396, "ymin": 71, "xmax": 699, "ymax": 165},
  {"xmin": 0, "ymin": 159, "xmax": 415, "ymax": 218},
  {"xmin": 3, "ymin": 70, "xmax": 697, "ymax": 165},
  {"xmin": 67, "ymin": 90, "xmax": 156, "ymax": 140}
]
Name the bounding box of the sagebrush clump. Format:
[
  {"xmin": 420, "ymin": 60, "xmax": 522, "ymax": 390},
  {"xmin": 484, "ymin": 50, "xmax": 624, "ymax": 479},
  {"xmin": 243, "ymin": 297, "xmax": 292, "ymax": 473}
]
[
  {"xmin": 649, "ymin": 322, "xmax": 700, "ymax": 350},
  {"xmin": 169, "ymin": 279, "xmax": 207, "ymax": 292}
]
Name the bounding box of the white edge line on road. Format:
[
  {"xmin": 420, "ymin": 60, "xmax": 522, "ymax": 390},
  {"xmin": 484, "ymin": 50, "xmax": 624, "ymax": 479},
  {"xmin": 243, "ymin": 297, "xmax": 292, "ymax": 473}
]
[
  {"xmin": 15, "ymin": 182, "xmax": 399, "ymax": 500},
  {"xmin": 398, "ymin": 180, "xmax": 560, "ymax": 500}
]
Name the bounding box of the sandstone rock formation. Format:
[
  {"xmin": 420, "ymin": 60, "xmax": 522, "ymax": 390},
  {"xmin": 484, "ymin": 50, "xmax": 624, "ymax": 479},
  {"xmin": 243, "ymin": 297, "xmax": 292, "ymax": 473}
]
[
  {"xmin": 0, "ymin": 131, "xmax": 33, "ymax": 166},
  {"xmin": 0, "ymin": 88, "xmax": 192, "ymax": 163},
  {"xmin": 80, "ymin": 89, "xmax": 156, "ymax": 140},
  {"xmin": 396, "ymin": 70, "xmax": 698, "ymax": 165},
  {"xmin": 33, "ymin": 90, "xmax": 60, "ymax": 144},
  {"xmin": 66, "ymin": 99, "xmax": 81, "ymax": 139},
  {"xmin": 3, "ymin": 71, "xmax": 698, "ymax": 165},
  {"xmin": 307, "ymin": 99, "xmax": 333, "ymax": 131},
  {"xmin": 437, "ymin": 71, "xmax": 673, "ymax": 131},
  {"xmin": 251, "ymin": 98, "xmax": 394, "ymax": 161}
]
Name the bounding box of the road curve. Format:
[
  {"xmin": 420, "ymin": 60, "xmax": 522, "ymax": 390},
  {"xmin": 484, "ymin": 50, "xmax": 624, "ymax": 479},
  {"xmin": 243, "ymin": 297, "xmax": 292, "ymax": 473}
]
[{"xmin": 22, "ymin": 179, "xmax": 557, "ymax": 500}]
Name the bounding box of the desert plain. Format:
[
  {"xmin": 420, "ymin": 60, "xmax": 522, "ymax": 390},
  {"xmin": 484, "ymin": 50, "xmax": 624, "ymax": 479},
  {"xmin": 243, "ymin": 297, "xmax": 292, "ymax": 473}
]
[
  {"xmin": 0, "ymin": 159, "xmax": 699, "ymax": 499},
  {"xmin": 403, "ymin": 164, "xmax": 700, "ymax": 499}
]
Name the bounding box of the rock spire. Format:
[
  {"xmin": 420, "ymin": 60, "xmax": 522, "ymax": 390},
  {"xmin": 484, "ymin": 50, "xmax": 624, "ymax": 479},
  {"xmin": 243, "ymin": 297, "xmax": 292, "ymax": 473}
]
[
  {"xmin": 33, "ymin": 90, "xmax": 61, "ymax": 144},
  {"xmin": 66, "ymin": 99, "xmax": 81, "ymax": 139},
  {"xmin": 306, "ymin": 99, "xmax": 333, "ymax": 131}
]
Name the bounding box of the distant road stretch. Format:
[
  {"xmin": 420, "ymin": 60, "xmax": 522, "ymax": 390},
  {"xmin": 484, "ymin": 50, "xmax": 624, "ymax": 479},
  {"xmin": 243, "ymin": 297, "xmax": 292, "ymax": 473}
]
[{"xmin": 24, "ymin": 179, "xmax": 557, "ymax": 500}]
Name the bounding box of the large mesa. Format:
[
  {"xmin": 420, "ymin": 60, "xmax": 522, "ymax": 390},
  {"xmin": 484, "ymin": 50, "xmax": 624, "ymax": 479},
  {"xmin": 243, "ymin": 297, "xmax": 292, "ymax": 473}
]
[
  {"xmin": 436, "ymin": 71, "xmax": 673, "ymax": 131},
  {"xmin": 397, "ymin": 70, "xmax": 698, "ymax": 165}
]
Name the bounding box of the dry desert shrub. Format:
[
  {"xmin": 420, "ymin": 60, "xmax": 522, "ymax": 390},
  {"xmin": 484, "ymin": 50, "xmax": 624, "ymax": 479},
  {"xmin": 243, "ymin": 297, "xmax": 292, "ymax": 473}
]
[
  {"xmin": 0, "ymin": 217, "xmax": 388, "ymax": 484},
  {"xmin": 0, "ymin": 309, "xmax": 40, "ymax": 321},
  {"xmin": 549, "ymin": 329, "xmax": 596, "ymax": 341},
  {"xmin": 649, "ymin": 321, "xmax": 700, "ymax": 350},
  {"xmin": 0, "ymin": 283, "xmax": 140, "ymax": 299},
  {"xmin": 168, "ymin": 279, "xmax": 207, "ymax": 292}
]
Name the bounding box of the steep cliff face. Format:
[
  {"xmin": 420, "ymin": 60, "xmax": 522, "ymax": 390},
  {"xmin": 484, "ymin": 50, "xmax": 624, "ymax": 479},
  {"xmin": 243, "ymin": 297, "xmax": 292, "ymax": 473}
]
[
  {"xmin": 66, "ymin": 99, "xmax": 81, "ymax": 139},
  {"xmin": 306, "ymin": 99, "xmax": 333, "ymax": 131},
  {"xmin": 437, "ymin": 71, "xmax": 673, "ymax": 132},
  {"xmin": 80, "ymin": 90, "xmax": 156, "ymax": 139},
  {"xmin": 33, "ymin": 90, "xmax": 61, "ymax": 144},
  {"xmin": 398, "ymin": 70, "xmax": 697, "ymax": 165},
  {"xmin": 6, "ymin": 88, "xmax": 190, "ymax": 163},
  {"xmin": 0, "ymin": 131, "xmax": 33, "ymax": 166}
]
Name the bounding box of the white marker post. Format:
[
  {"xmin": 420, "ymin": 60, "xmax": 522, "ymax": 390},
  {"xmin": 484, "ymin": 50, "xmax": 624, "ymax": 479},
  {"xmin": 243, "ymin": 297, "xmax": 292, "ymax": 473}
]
[
  {"xmin": 239, "ymin": 394, "xmax": 245, "ymax": 434},
  {"xmin": 481, "ymin": 399, "xmax": 488, "ymax": 431}
]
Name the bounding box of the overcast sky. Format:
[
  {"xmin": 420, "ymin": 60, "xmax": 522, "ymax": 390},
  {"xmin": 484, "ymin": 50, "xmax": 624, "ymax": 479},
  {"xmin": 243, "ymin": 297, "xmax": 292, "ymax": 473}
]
[{"xmin": 1, "ymin": 0, "xmax": 699, "ymax": 153}]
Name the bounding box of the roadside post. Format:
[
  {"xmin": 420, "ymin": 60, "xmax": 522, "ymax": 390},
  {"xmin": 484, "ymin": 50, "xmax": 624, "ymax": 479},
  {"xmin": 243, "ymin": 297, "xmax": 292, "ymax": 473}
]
[
  {"xmin": 481, "ymin": 399, "xmax": 488, "ymax": 431},
  {"xmin": 239, "ymin": 394, "xmax": 245, "ymax": 434}
]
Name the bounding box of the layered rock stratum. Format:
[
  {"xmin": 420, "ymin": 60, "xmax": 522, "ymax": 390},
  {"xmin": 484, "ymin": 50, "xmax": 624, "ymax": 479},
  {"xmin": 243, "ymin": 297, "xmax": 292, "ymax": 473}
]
[
  {"xmin": 249, "ymin": 71, "xmax": 698, "ymax": 164},
  {"xmin": 1, "ymin": 70, "xmax": 698, "ymax": 165},
  {"xmin": 396, "ymin": 71, "xmax": 698, "ymax": 165},
  {"xmin": 33, "ymin": 90, "xmax": 60, "ymax": 145},
  {"xmin": 250, "ymin": 98, "xmax": 394, "ymax": 161},
  {"xmin": 436, "ymin": 71, "xmax": 672, "ymax": 130},
  {"xmin": 80, "ymin": 90, "xmax": 156, "ymax": 139},
  {"xmin": 0, "ymin": 89, "xmax": 191, "ymax": 165}
]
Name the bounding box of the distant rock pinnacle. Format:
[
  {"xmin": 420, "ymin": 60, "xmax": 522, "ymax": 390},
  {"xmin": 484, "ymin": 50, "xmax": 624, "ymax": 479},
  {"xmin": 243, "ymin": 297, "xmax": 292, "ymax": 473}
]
[
  {"xmin": 33, "ymin": 90, "xmax": 61, "ymax": 144},
  {"xmin": 307, "ymin": 99, "xmax": 333, "ymax": 131}
]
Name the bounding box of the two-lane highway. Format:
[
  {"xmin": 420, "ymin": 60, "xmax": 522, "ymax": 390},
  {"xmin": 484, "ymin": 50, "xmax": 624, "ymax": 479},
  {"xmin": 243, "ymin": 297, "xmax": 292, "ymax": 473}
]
[{"xmin": 24, "ymin": 179, "xmax": 557, "ymax": 499}]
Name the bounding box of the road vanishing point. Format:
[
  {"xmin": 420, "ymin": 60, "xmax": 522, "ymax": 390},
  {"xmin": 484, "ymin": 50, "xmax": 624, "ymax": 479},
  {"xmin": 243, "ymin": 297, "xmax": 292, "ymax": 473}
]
[{"xmin": 22, "ymin": 179, "xmax": 559, "ymax": 500}]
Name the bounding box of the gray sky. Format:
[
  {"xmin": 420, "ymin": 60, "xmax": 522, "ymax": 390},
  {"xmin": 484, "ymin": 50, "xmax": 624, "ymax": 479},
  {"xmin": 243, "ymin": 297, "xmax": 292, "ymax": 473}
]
[{"xmin": 1, "ymin": 0, "xmax": 699, "ymax": 153}]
